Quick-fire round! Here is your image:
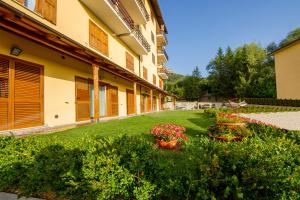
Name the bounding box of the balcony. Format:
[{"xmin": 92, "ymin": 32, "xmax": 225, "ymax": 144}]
[
  {"xmin": 122, "ymin": 0, "xmax": 150, "ymax": 24},
  {"xmin": 157, "ymin": 47, "xmax": 168, "ymax": 64},
  {"xmin": 157, "ymin": 31, "xmax": 168, "ymax": 46},
  {"xmin": 158, "ymin": 65, "xmax": 169, "ymax": 80},
  {"xmin": 81, "ymin": 0, "xmax": 150, "ymax": 55}
]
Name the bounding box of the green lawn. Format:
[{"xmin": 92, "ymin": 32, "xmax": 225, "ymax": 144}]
[
  {"xmin": 1, "ymin": 110, "xmax": 299, "ymax": 200},
  {"xmin": 34, "ymin": 110, "xmax": 213, "ymax": 143}
]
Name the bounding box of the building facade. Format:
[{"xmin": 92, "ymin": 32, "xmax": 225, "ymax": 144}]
[
  {"xmin": 274, "ymin": 39, "xmax": 300, "ymax": 100},
  {"xmin": 0, "ymin": 0, "xmax": 175, "ymax": 131}
]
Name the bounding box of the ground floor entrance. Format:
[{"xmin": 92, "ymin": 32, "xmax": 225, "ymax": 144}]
[
  {"xmin": 75, "ymin": 77, "xmax": 120, "ymax": 122},
  {"xmin": 0, "ymin": 55, "xmax": 44, "ymax": 131}
]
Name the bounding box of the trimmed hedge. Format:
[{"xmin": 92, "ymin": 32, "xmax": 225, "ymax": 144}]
[
  {"xmin": 1, "ymin": 129, "xmax": 300, "ymax": 199},
  {"xmin": 242, "ymin": 98, "xmax": 300, "ymax": 107}
]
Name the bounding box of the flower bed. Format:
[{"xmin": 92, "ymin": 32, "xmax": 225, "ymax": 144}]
[{"xmin": 150, "ymin": 124, "xmax": 188, "ymax": 150}]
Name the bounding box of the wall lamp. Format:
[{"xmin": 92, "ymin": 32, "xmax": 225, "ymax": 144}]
[{"xmin": 10, "ymin": 46, "xmax": 22, "ymax": 56}]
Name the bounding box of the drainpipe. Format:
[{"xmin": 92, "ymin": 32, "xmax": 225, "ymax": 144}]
[{"xmin": 138, "ymin": 55, "xmax": 141, "ymax": 77}]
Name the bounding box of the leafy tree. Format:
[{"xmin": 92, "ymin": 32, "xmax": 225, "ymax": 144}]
[
  {"xmin": 207, "ymin": 43, "xmax": 276, "ymax": 99},
  {"xmin": 279, "ymin": 27, "xmax": 300, "ymax": 47},
  {"xmin": 192, "ymin": 66, "xmax": 201, "ymax": 78}
]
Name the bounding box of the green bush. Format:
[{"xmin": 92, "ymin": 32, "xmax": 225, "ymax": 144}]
[
  {"xmin": 0, "ymin": 129, "xmax": 299, "ymax": 200},
  {"xmin": 242, "ymin": 98, "xmax": 300, "ymax": 107}
]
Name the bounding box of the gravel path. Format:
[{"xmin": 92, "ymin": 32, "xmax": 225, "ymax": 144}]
[
  {"xmin": 240, "ymin": 111, "xmax": 300, "ymax": 131},
  {"xmin": 0, "ymin": 193, "xmax": 43, "ymax": 200}
]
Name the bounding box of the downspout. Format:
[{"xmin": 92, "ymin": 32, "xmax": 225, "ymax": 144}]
[{"xmin": 138, "ymin": 55, "xmax": 141, "ymax": 77}]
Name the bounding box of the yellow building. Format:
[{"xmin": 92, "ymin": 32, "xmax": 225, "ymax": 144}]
[
  {"xmin": 0, "ymin": 0, "xmax": 175, "ymax": 131},
  {"xmin": 273, "ymin": 39, "xmax": 300, "ymax": 100}
]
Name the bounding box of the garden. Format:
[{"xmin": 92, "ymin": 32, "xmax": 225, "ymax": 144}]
[{"xmin": 0, "ymin": 109, "xmax": 299, "ymax": 200}]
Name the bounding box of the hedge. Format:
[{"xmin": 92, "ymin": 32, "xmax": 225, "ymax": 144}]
[
  {"xmin": 1, "ymin": 129, "xmax": 299, "ymax": 199},
  {"xmin": 242, "ymin": 98, "xmax": 300, "ymax": 107}
]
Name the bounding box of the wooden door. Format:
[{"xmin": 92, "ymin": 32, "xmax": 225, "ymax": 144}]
[
  {"xmin": 140, "ymin": 95, "xmax": 145, "ymax": 113},
  {"xmin": 126, "ymin": 89, "xmax": 134, "ymax": 115},
  {"xmin": 107, "ymin": 85, "xmax": 118, "ymax": 117},
  {"xmin": 76, "ymin": 77, "xmax": 90, "ymax": 121},
  {"xmin": 14, "ymin": 61, "xmax": 44, "ymax": 129},
  {"xmin": 0, "ymin": 58, "xmax": 9, "ymax": 130},
  {"xmin": 153, "ymin": 96, "xmax": 157, "ymax": 111},
  {"xmin": 147, "ymin": 95, "xmax": 151, "ymax": 112}
]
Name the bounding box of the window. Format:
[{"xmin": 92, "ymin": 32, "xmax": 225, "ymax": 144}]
[
  {"xmin": 152, "ymin": 53, "xmax": 156, "ymax": 65},
  {"xmin": 125, "ymin": 52, "xmax": 134, "ymax": 72},
  {"xmin": 153, "ymin": 74, "xmax": 156, "ymax": 85},
  {"xmin": 89, "ymin": 21, "xmax": 109, "ymax": 56},
  {"xmin": 151, "ymin": 31, "xmax": 155, "ymax": 44},
  {"xmin": 17, "ymin": 0, "xmax": 57, "ymax": 24},
  {"xmin": 143, "ymin": 67, "xmax": 148, "ymax": 80},
  {"xmin": 25, "ymin": 0, "xmax": 36, "ymax": 11}
]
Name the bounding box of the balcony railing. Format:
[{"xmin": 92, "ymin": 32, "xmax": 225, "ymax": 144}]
[
  {"xmin": 158, "ymin": 48, "xmax": 169, "ymax": 61},
  {"xmin": 136, "ymin": 0, "xmax": 150, "ymax": 21},
  {"xmin": 107, "ymin": 0, "xmax": 150, "ymax": 52},
  {"xmin": 132, "ymin": 27, "xmax": 151, "ymax": 52},
  {"xmin": 157, "ymin": 30, "xmax": 168, "ymax": 45},
  {"xmin": 107, "ymin": 0, "xmax": 135, "ymax": 29}
]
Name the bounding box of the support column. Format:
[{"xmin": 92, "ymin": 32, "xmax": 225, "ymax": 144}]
[
  {"xmin": 92, "ymin": 64, "xmax": 99, "ymax": 121},
  {"xmin": 158, "ymin": 93, "xmax": 162, "ymax": 111},
  {"xmin": 150, "ymin": 89, "xmax": 153, "ymax": 112},
  {"xmin": 133, "ymin": 82, "xmax": 137, "ymax": 114}
]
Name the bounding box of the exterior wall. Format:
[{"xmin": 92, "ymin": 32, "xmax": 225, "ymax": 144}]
[
  {"xmin": 2, "ymin": 0, "xmax": 161, "ymax": 87},
  {"xmin": 0, "ymin": 29, "xmax": 142, "ymax": 127},
  {"xmin": 275, "ymin": 42, "xmax": 300, "ymax": 100}
]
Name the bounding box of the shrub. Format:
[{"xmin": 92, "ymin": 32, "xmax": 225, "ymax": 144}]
[{"xmin": 0, "ymin": 128, "xmax": 299, "ymax": 200}]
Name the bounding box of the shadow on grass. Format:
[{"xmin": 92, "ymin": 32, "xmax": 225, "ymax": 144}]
[{"xmin": 0, "ymin": 144, "xmax": 92, "ymax": 200}]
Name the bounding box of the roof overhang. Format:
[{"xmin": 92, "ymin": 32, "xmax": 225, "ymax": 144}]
[
  {"xmin": 272, "ymin": 38, "xmax": 300, "ymax": 55},
  {"xmin": 0, "ymin": 1, "xmax": 171, "ymax": 96},
  {"xmin": 150, "ymin": 0, "xmax": 168, "ymax": 34}
]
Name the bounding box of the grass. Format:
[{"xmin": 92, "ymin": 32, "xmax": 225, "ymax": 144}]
[
  {"xmin": 33, "ymin": 110, "xmax": 214, "ymax": 143},
  {"xmin": 1, "ymin": 110, "xmax": 299, "ymax": 199}
]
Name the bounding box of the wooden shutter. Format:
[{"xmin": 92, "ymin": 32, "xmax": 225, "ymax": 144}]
[
  {"xmin": 16, "ymin": 0, "xmax": 25, "ymax": 5},
  {"xmin": 153, "ymin": 96, "xmax": 157, "ymax": 111},
  {"xmin": 89, "ymin": 20, "xmax": 109, "ymax": 56},
  {"xmin": 14, "ymin": 61, "xmax": 43, "ymax": 129},
  {"xmin": 153, "ymin": 75, "xmax": 156, "ymax": 85},
  {"xmin": 140, "ymin": 95, "xmax": 145, "ymax": 113},
  {"xmin": 0, "ymin": 58, "xmax": 9, "ymax": 130},
  {"xmin": 107, "ymin": 85, "xmax": 118, "ymax": 117},
  {"xmin": 35, "ymin": 0, "xmax": 57, "ymax": 24},
  {"xmin": 143, "ymin": 67, "xmax": 148, "ymax": 80},
  {"xmin": 126, "ymin": 89, "xmax": 134, "ymax": 115},
  {"xmin": 126, "ymin": 52, "xmax": 134, "ymax": 72},
  {"xmin": 43, "ymin": 0, "xmax": 57, "ymax": 24},
  {"xmin": 147, "ymin": 95, "xmax": 151, "ymax": 112},
  {"xmin": 76, "ymin": 77, "xmax": 90, "ymax": 121}
]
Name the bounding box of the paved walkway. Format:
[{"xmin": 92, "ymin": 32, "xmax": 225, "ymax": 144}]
[
  {"xmin": 241, "ymin": 111, "xmax": 300, "ymax": 131},
  {"xmin": 0, "ymin": 193, "xmax": 43, "ymax": 200}
]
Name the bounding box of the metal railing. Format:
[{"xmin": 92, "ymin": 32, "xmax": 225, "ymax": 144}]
[
  {"xmin": 107, "ymin": 0, "xmax": 150, "ymax": 52},
  {"xmin": 107, "ymin": 0, "xmax": 135, "ymax": 29},
  {"xmin": 136, "ymin": 0, "xmax": 150, "ymax": 21},
  {"xmin": 132, "ymin": 27, "xmax": 151, "ymax": 52},
  {"xmin": 157, "ymin": 30, "xmax": 168, "ymax": 44},
  {"xmin": 158, "ymin": 48, "xmax": 169, "ymax": 61}
]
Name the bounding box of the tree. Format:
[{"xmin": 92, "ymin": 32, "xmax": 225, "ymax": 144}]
[
  {"xmin": 207, "ymin": 43, "xmax": 276, "ymax": 99},
  {"xmin": 192, "ymin": 66, "xmax": 201, "ymax": 78},
  {"xmin": 279, "ymin": 27, "xmax": 300, "ymax": 47}
]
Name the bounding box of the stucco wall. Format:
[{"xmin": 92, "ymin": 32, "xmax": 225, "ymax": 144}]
[
  {"xmin": 275, "ymin": 42, "xmax": 300, "ymax": 100},
  {"xmin": 0, "ymin": 29, "xmax": 142, "ymax": 127},
  {"xmin": 2, "ymin": 0, "xmax": 161, "ymax": 87}
]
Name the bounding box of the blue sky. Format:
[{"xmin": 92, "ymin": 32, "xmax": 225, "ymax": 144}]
[{"xmin": 159, "ymin": 0, "xmax": 300, "ymax": 76}]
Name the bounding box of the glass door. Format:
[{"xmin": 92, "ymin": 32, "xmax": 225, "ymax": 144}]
[{"xmin": 99, "ymin": 85, "xmax": 106, "ymax": 117}]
